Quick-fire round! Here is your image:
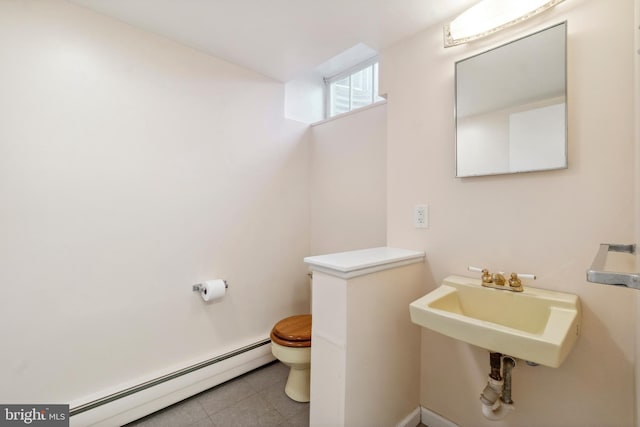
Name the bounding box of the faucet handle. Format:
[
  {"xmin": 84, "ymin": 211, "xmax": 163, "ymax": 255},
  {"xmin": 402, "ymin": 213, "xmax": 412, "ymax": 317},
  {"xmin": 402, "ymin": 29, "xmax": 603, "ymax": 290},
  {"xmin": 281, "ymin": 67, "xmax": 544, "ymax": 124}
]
[
  {"xmin": 468, "ymin": 266, "xmax": 493, "ymax": 284},
  {"xmin": 513, "ymin": 272, "xmax": 536, "ymax": 280},
  {"xmin": 508, "ymin": 273, "xmax": 522, "ymax": 289},
  {"xmin": 507, "ymin": 272, "xmax": 536, "ymax": 291}
]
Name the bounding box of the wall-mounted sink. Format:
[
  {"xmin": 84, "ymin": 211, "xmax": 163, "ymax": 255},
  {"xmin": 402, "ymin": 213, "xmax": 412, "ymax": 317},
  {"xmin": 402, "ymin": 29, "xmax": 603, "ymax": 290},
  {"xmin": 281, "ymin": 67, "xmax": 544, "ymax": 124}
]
[{"xmin": 409, "ymin": 276, "xmax": 581, "ymax": 368}]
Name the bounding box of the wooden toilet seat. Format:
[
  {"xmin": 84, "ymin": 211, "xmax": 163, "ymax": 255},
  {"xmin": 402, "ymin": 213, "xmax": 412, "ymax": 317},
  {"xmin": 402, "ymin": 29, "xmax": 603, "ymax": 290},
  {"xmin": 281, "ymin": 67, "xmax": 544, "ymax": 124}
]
[{"xmin": 270, "ymin": 314, "xmax": 312, "ymax": 347}]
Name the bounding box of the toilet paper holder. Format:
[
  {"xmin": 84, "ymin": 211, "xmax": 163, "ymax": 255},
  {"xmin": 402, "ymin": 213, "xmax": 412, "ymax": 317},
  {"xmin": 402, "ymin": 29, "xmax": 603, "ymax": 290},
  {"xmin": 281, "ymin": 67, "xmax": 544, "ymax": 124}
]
[{"xmin": 192, "ymin": 280, "xmax": 229, "ymax": 292}]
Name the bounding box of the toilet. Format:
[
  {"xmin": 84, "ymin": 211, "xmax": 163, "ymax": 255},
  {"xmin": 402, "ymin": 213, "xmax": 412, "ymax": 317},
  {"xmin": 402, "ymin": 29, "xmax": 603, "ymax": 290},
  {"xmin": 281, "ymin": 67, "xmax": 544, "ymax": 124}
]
[{"xmin": 270, "ymin": 314, "xmax": 312, "ymax": 402}]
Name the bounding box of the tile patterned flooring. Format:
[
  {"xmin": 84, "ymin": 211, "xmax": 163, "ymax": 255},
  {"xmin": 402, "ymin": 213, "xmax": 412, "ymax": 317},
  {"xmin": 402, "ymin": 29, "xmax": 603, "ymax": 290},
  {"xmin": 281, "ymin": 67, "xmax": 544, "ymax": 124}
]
[
  {"xmin": 126, "ymin": 361, "xmax": 309, "ymax": 427},
  {"xmin": 126, "ymin": 361, "xmax": 428, "ymax": 427}
]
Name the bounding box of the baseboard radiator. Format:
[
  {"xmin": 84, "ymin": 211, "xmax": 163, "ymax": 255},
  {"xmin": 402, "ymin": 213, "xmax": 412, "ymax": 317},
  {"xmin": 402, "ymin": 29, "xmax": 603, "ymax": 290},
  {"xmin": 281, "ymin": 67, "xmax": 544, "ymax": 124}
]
[{"xmin": 70, "ymin": 338, "xmax": 273, "ymax": 427}]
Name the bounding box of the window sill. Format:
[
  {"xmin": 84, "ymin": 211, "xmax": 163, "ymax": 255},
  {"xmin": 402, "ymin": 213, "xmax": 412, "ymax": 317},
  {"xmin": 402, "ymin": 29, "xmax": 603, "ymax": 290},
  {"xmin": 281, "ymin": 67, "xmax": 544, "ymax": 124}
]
[{"xmin": 311, "ymin": 100, "xmax": 387, "ymax": 127}]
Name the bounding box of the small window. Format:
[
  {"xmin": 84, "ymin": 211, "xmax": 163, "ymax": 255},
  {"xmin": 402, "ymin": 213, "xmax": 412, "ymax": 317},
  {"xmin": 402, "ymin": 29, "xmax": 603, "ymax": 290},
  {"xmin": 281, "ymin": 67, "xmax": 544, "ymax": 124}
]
[{"xmin": 325, "ymin": 59, "xmax": 384, "ymax": 118}]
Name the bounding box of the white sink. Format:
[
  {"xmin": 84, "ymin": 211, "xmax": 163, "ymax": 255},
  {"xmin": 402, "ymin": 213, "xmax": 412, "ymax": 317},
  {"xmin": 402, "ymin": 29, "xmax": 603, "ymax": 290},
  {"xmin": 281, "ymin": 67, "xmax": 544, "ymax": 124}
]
[{"xmin": 409, "ymin": 275, "xmax": 581, "ymax": 367}]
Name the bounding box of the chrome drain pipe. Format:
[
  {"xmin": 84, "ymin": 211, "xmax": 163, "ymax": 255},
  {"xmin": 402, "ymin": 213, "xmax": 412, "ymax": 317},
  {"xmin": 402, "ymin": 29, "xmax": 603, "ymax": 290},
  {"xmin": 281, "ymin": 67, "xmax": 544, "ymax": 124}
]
[
  {"xmin": 480, "ymin": 352, "xmax": 516, "ymax": 421},
  {"xmin": 501, "ymin": 356, "xmax": 516, "ymax": 405}
]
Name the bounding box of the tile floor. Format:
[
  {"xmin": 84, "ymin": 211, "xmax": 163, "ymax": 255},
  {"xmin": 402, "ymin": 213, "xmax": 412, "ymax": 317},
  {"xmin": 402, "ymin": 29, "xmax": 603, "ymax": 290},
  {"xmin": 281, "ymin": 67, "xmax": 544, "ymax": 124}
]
[
  {"xmin": 125, "ymin": 361, "xmax": 428, "ymax": 427},
  {"xmin": 125, "ymin": 361, "xmax": 309, "ymax": 427}
]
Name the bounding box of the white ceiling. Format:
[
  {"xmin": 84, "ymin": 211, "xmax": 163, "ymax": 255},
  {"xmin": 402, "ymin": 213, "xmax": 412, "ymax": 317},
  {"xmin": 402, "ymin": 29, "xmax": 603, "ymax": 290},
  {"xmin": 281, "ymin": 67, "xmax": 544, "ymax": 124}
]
[{"xmin": 68, "ymin": 0, "xmax": 479, "ymax": 82}]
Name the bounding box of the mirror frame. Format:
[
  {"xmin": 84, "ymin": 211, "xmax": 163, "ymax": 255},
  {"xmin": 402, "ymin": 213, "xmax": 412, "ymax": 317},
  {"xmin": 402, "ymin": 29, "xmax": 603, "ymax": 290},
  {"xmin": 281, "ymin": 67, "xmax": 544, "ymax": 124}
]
[{"xmin": 454, "ymin": 21, "xmax": 568, "ymax": 178}]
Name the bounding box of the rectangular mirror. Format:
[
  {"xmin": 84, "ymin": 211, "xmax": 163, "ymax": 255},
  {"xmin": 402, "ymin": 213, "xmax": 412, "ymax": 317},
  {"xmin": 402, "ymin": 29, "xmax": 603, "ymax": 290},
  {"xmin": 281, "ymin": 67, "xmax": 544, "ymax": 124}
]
[{"xmin": 455, "ymin": 22, "xmax": 567, "ymax": 177}]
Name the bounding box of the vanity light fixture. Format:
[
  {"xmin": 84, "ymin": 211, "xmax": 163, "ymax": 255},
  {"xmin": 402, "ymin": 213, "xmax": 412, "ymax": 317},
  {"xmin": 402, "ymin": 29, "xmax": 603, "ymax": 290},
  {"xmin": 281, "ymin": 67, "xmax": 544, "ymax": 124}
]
[{"xmin": 444, "ymin": 0, "xmax": 565, "ymax": 47}]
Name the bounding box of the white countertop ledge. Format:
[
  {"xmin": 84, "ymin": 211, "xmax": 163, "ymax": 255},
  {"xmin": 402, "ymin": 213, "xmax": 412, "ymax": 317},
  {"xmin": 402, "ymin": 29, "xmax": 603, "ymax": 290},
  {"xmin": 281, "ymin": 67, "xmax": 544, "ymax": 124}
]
[{"xmin": 304, "ymin": 247, "xmax": 425, "ymax": 279}]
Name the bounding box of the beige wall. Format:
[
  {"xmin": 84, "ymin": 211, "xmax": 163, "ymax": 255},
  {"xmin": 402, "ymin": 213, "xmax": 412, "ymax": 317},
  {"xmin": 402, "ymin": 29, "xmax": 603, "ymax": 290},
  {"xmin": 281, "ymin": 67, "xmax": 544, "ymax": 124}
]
[
  {"xmin": 309, "ymin": 258, "xmax": 423, "ymax": 427},
  {"xmin": 344, "ymin": 263, "xmax": 422, "ymax": 426},
  {"xmin": 309, "ymin": 104, "xmax": 387, "ymax": 255},
  {"xmin": 0, "ymin": 1, "xmax": 310, "ymax": 403},
  {"xmin": 381, "ymin": 1, "xmax": 637, "ymax": 426}
]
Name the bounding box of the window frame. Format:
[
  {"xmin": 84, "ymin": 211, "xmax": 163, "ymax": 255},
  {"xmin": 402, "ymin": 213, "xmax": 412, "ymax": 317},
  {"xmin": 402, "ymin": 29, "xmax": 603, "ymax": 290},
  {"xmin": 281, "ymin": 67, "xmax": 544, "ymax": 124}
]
[{"xmin": 324, "ymin": 56, "xmax": 381, "ymax": 119}]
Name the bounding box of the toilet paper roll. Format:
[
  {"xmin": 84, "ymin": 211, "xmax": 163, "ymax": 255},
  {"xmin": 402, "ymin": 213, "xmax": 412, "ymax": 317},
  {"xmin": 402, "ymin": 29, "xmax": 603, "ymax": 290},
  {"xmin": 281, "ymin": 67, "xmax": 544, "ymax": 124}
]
[{"xmin": 200, "ymin": 279, "xmax": 226, "ymax": 302}]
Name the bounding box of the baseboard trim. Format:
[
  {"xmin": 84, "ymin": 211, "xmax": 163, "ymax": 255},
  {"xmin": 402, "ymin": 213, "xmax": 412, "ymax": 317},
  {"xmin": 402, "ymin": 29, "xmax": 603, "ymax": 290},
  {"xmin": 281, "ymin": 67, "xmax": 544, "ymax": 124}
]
[
  {"xmin": 69, "ymin": 340, "xmax": 274, "ymax": 427},
  {"xmin": 396, "ymin": 407, "xmax": 421, "ymax": 427},
  {"xmin": 420, "ymin": 406, "xmax": 460, "ymax": 427}
]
